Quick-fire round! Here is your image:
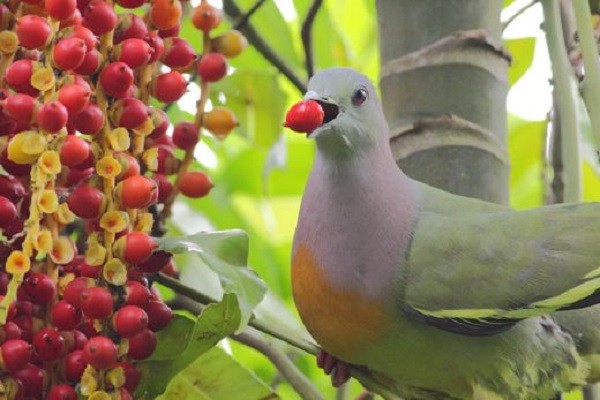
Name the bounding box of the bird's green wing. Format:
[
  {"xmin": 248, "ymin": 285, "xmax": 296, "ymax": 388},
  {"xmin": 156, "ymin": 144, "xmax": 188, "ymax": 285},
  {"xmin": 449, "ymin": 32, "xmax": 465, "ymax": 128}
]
[{"xmin": 402, "ymin": 183, "xmax": 600, "ymax": 335}]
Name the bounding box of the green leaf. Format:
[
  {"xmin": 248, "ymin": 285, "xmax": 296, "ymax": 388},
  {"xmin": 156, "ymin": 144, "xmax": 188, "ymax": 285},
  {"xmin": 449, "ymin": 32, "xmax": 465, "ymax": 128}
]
[
  {"xmin": 150, "ymin": 314, "xmax": 196, "ymax": 360},
  {"xmin": 137, "ymin": 294, "xmax": 242, "ymax": 398},
  {"xmin": 156, "ymin": 346, "xmax": 278, "ymax": 400},
  {"xmin": 156, "ymin": 230, "xmax": 267, "ymax": 328},
  {"xmin": 504, "ymin": 37, "xmax": 536, "ymax": 85}
]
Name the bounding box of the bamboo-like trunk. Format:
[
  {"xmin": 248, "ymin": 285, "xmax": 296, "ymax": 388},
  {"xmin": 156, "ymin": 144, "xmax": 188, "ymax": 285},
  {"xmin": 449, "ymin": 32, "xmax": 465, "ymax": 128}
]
[{"xmin": 376, "ymin": 0, "xmax": 509, "ymax": 204}]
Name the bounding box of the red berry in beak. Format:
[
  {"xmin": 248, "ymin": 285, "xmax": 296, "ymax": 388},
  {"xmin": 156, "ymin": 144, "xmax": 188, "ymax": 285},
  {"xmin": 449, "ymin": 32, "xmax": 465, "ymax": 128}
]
[{"xmin": 284, "ymin": 100, "xmax": 324, "ymax": 134}]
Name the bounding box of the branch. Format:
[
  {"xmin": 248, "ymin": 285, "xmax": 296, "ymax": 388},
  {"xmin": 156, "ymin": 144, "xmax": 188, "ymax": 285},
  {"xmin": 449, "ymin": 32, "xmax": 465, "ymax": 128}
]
[
  {"xmin": 233, "ymin": 0, "xmax": 268, "ymax": 30},
  {"xmin": 542, "ymin": 0, "xmax": 582, "ymax": 202},
  {"xmin": 502, "ymin": 0, "xmax": 539, "ymax": 31},
  {"xmin": 572, "ymin": 0, "xmax": 600, "ymax": 152},
  {"xmin": 156, "ymin": 273, "xmax": 401, "ymax": 399},
  {"xmin": 155, "ymin": 273, "xmax": 317, "ymax": 353},
  {"xmin": 301, "ymin": 0, "xmax": 323, "ymax": 78},
  {"xmin": 222, "ymin": 0, "xmax": 307, "ymax": 93},
  {"xmin": 232, "ymin": 330, "xmax": 324, "ymax": 400}
]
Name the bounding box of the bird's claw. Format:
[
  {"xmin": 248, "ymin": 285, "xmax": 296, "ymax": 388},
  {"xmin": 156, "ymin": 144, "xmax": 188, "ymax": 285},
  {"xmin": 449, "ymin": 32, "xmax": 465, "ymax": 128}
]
[{"xmin": 316, "ymin": 350, "xmax": 350, "ymax": 387}]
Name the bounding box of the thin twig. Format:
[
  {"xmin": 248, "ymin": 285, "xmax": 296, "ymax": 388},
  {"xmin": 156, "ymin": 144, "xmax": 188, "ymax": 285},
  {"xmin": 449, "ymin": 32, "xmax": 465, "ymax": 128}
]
[
  {"xmin": 542, "ymin": 0, "xmax": 582, "ymax": 202},
  {"xmin": 301, "ymin": 0, "xmax": 323, "ymax": 78},
  {"xmin": 232, "ymin": 330, "xmax": 324, "ymax": 400},
  {"xmin": 502, "ymin": 0, "xmax": 539, "ymax": 31},
  {"xmin": 222, "ymin": 0, "xmax": 307, "ymax": 93},
  {"xmin": 233, "ymin": 0, "xmax": 268, "ymax": 30}
]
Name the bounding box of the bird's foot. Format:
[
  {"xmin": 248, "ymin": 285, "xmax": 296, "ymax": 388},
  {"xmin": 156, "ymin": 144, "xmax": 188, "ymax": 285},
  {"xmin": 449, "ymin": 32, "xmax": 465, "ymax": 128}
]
[{"xmin": 316, "ymin": 350, "xmax": 351, "ymax": 387}]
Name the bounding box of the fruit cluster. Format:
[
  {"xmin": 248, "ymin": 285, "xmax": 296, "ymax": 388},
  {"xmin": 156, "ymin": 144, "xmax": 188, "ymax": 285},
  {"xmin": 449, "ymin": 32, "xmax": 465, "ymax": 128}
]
[{"xmin": 0, "ymin": 0, "xmax": 244, "ymax": 398}]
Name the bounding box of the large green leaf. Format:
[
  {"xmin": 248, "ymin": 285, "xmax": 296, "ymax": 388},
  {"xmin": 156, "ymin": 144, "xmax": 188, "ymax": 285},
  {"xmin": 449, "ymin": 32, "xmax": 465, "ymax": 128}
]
[
  {"xmin": 156, "ymin": 230, "xmax": 267, "ymax": 328},
  {"xmin": 137, "ymin": 294, "xmax": 242, "ymax": 397},
  {"xmin": 156, "ymin": 346, "xmax": 278, "ymax": 400}
]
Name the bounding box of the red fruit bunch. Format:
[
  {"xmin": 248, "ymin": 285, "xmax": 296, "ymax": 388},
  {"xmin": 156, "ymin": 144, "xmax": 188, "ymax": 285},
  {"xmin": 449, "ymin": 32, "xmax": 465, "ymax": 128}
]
[{"xmin": 0, "ymin": 0, "xmax": 243, "ymax": 397}]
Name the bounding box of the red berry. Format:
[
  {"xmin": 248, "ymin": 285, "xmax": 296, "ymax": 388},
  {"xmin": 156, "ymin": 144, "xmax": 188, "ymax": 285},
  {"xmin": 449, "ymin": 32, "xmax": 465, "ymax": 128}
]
[
  {"xmin": 100, "ymin": 61, "xmax": 134, "ymax": 98},
  {"xmin": 113, "ymin": 305, "xmax": 148, "ymax": 338},
  {"xmin": 0, "ymin": 176, "xmax": 26, "ymax": 203},
  {"xmin": 46, "ymin": 0, "xmax": 77, "ymax": 21},
  {"xmin": 4, "ymin": 94, "xmax": 36, "ymax": 122},
  {"xmin": 158, "ymin": 24, "xmax": 181, "ymax": 39},
  {"xmin": 116, "ymin": 38, "xmax": 152, "ymax": 69},
  {"xmin": 125, "ymin": 281, "xmax": 150, "ymax": 308},
  {"xmin": 0, "ymin": 196, "xmax": 17, "ymax": 229},
  {"xmin": 47, "ymin": 384, "xmax": 77, "ymax": 400},
  {"xmin": 119, "ymin": 175, "xmax": 158, "ymax": 209},
  {"xmin": 115, "ymin": 152, "xmax": 140, "ymax": 180},
  {"xmin": 111, "ymin": 97, "xmax": 148, "ymax": 129},
  {"xmin": 4, "ymin": 60, "xmax": 38, "ymax": 96},
  {"xmin": 71, "ymin": 25, "xmax": 98, "ymax": 51},
  {"xmin": 137, "ymin": 249, "xmax": 171, "ymax": 273},
  {"xmin": 16, "ymin": 15, "xmax": 51, "ymax": 49},
  {"xmin": 36, "ymin": 101, "xmax": 69, "ymax": 132},
  {"xmin": 84, "ymin": 0, "xmax": 118, "ymax": 35},
  {"xmin": 33, "ymin": 327, "xmax": 64, "ymax": 362},
  {"xmin": 151, "ymin": 71, "xmax": 187, "ymax": 103},
  {"xmin": 117, "ymin": 0, "xmax": 146, "ymax": 9},
  {"xmin": 82, "ymin": 336, "xmax": 117, "ymax": 370},
  {"xmin": 51, "ymin": 300, "xmax": 81, "ymax": 331},
  {"xmin": 71, "ymin": 103, "xmax": 104, "ymax": 135},
  {"xmin": 0, "ymin": 322, "xmax": 22, "ymax": 342},
  {"xmin": 12, "ymin": 363, "xmax": 45, "ymax": 399},
  {"xmin": 74, "ymin": 48, "xmax": 102, "ymax": 75},
  {"xmin": 127, "ymin": 328, "xmax": 156, "ymax": 360},
  {"xmin": 114, "ymin": 14, "xmax": 148, "ymax": 44},
  {"xmin": 63, "ymin": 277, "xmax": 94, "ymax": 308},
  {"xmin": 284, "ymin": 100, "xmax": 325, "ymax": 133},
  {"xmin": 58, "ymin": 83, "xmax": 91, "ymax": 115},
  {"xmin": 113, "ymin": 362, "xmax": 141, "ymax": 392},
  {"xmin": 65, "ymin": 167, "xmax": 94, "ymax": 187},
  {"xmin": 1, "ymin": 339, "xmax": 31, "ymax": 373},
  {"xmin": 120, "ymin": 232, "xmax": 157, "ymax": 264},
  {"xmin": 60, "ymin": 135, "xmax": 90, "ymax": 167},
  {"xmin": 22, "ymin": 272, "xmax": 56, "ymax": 305},
  {"xmin": 153, "ymin": 174, "xmax": 174, "ymax": 203},
  {"xmin": 172, "ymin": 122, "xmax": 199, "ymax": 150},
  {"xmin": 178, "ymin": 171, "xmax": 213, "ymax": 198},
  {"xmin": 80, "ymin": 286, "xmax": 114, "ymax": 319},
  {"xmin": 144, "ymin": 31, "xmax": 164, "ymax": 62},
  {"xmin": 53, "ymin": 37, "xmax": 87, "ymax": 71},
  {"xmin": 63, "ymin": 350, "xmax": 85, "ymax": 382},
  {"xmin": 146, "ymin": 300, "xmax": 173, "ymax": 332},
  {"xmin": 197, "ymin": 53, "xmax": 227, "ymax": 82},
  {"xmin": 161, "ymin": 37, "xmax": 196, "ymax": 69},
  {"xmin": 192, "ymin": 3, "xmax": 221, "ymax": 32},
  {"xmin": 67, "ymin": 185, "xmax": 104, "ymax": 219}
]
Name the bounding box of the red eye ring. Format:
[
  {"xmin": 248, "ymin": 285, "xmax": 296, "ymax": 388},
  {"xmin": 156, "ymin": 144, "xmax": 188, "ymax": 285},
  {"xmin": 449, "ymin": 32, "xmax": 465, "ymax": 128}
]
[{"xmin": 351, "ymin": 88, "xmax": 368, "ymax": 106}]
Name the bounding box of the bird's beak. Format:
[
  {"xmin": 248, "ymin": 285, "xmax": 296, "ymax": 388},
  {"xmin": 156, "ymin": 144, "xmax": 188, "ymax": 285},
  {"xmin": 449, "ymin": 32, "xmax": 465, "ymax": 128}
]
[{"xmin": 303, "ymin": 91, "xmax": 340, "ymax": 138}]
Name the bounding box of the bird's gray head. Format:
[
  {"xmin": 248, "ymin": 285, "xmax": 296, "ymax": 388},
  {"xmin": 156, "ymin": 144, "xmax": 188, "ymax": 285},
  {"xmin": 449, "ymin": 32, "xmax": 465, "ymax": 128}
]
[{"xmin": 305, "ymin": 68, "xmax": 388, "ymax": 157}]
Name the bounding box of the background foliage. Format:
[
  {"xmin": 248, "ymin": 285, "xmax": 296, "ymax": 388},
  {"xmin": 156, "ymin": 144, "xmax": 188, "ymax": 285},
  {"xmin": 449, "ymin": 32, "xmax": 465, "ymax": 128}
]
[{"xmin": 158, "ymin": 0, "xmax": 600, "ymax": 398}]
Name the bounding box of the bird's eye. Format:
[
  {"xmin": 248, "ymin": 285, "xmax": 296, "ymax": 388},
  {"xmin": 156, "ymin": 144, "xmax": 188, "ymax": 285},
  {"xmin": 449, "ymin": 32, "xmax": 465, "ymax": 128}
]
[{"xmin": 351, "ymin": 88, "xmax": 368, "ymax": 106}]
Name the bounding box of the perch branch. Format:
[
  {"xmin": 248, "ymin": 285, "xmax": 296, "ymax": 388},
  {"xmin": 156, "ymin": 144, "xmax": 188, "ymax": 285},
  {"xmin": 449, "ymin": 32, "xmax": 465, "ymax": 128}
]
[
  {"xmin": 301, "ymin": 0, "xmax": 323, "ymax": 78},
  {"xmin": 222, "ymin": 0, "xmax": 307, "ymax": 93},
  {"xmin": 232, "ymin": 330, "xmax": 324, "ymax": 400},
  {"xmin": 156, "ymin": 273, "xmax": 396, "ymax": 398}
]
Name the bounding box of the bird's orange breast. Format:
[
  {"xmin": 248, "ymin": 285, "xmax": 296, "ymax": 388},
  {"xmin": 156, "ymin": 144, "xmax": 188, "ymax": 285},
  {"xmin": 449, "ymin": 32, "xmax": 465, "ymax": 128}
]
[{"xmin": 291, "ymin": 244, "xmax": 392, "ymax": 361}]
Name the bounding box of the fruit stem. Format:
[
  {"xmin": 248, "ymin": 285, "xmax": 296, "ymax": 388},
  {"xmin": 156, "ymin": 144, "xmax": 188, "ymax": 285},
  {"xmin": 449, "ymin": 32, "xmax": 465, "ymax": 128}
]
[{"xmin": 161, "ymin": 28, "xmax": 212, "ymax": 218}]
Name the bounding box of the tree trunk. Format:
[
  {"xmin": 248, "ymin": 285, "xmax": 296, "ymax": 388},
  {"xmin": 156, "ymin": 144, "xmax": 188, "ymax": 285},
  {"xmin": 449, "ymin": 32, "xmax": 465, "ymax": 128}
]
[{"xmin": 376, "ymin": 0, "xmax": 509, "ymax": 204}]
